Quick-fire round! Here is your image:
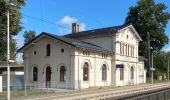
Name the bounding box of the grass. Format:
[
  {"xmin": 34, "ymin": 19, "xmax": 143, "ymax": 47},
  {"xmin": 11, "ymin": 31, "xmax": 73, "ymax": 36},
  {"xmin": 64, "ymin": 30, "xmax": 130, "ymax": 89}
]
[{"xmin": 0, "ymin": 89, "xmax": 49, "ymax": 100}]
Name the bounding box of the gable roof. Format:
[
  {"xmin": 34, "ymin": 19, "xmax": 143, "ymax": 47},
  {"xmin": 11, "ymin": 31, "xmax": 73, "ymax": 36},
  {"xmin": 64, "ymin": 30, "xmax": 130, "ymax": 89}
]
[
  {"xmin": 17, "ymin": 32, "xmax": 112, "ymax": 53},
  {"xmin": 64, "ymin": 24, "xmax": 142, "ymax": 41}
]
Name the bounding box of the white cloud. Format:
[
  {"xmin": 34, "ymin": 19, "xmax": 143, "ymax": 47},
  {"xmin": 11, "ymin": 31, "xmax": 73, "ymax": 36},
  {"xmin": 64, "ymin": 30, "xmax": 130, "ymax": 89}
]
[
  {"xmin": 59, "ymin": 16, "xmax": 78, "ymax": 25},
  {"xmin": 57, "ymin": 16, "xmax": 86, "ymax": 35}
]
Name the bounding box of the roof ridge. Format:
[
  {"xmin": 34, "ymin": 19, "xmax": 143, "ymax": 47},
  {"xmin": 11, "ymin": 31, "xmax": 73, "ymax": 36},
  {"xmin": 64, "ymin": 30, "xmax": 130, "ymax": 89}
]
[{"xmin": 64, "ymin": 24, "xmax": 132, "ymax": 38}]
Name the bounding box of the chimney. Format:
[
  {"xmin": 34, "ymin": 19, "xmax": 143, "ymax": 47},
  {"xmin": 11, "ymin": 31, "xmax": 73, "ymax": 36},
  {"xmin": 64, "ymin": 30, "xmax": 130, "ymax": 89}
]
[{"xmin": 72, "ymin": 23, "xmax": 80, "ymax": 33}]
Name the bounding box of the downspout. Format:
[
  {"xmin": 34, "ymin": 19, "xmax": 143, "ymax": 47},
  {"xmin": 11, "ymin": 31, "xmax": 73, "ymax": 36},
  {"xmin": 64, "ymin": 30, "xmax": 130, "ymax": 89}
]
[{"xmin": 78, "ymin": 49, "xmax": 80, "ymax": 90}]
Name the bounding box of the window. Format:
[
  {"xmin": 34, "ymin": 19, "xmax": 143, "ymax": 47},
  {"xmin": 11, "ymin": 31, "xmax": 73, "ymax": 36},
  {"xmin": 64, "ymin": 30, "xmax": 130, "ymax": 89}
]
[
  {"xmin": 60, "ymin": 66, "xmax": 66, "ymax": 82},
  {"xmin": 46, "ymin": 44, "xmax": 50, "ymax": 56},
  {"xmin": 83, "ymin": 51, "xmax": 90, "ymax": 56},
  {"xmin": 130, "ymin": 67, "xmax": 134, "ymax": 79},
  {"xmin": 128, "ymin": 45, "xmax": 129, "ymax": 56},
  {"xmin": 61, "ymin": 48, "xmax": 64, "ymax": 53},
  {"xmin": 102, "ymin": 64, "xmax": 107, "ymax": 81},
  {"xmin": 127, "ymin": 35, "xmax": 129, "ymax": 39},
  {"xmin": 33, "ymin": 67, "xmax": 38, "ymax": 81},
  {"xmin": 120, "ymin": 42, "xmax": 122, "ymax": 54},
  {"xmin": 122, "ymin": 43, "xmax": 124, "ymax": 55},
  {"xmin": 102, "ymin": 53, "xmax": 107, "ymax": 58},
  {"xmin": 133, "ymin": 46, "xmax": 135, "ymax": 57},
  {"xmin": 34, "ymin": 51, "xmax": 37, "ymax": 55},
  {"xmin": 125, "ymin": 44, "xmax": 127, "ymax": 56},
  {"xmin": 83, "ymin": 62, "xmax": 89, "ymax": 81},
  {"xmin": 120, "ymin": 68, "xmax": 124, "ymax": 80}
]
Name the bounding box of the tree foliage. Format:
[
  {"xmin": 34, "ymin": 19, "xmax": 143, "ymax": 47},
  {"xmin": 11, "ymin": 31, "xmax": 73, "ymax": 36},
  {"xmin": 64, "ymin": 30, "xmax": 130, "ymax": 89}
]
[
  {"xmin": 153, "ymin": 51, "xmax": 170, "ymax": 80},
  {"xmin": 0, "ymin": 0, "xmax": 25, "ymax": 61},
  {"xmin": 24, "ymin": 30, "xmax": 36, "ymax": 44},
  {"xmin": 125, "ymin": 0, "xmax": 169, "ymax": 57}
]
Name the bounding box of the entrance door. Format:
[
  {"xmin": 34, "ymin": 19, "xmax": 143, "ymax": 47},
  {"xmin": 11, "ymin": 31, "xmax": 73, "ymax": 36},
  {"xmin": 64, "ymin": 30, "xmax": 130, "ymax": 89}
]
[{"xmin": 46, "ymin": 66, "xmax": 51, "ymax": 88}]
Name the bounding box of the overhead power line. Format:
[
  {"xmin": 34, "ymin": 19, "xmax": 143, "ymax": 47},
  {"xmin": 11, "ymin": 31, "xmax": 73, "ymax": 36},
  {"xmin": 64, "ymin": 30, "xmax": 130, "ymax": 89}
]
[{"xmin": 22, "ymin": 14, "xmax": 70, "ymax": 30}]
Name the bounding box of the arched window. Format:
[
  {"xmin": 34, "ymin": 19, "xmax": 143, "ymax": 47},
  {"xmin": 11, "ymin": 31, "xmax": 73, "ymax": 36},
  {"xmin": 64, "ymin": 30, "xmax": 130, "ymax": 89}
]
[
  {"xmin": 46, "ymin": 44, "xmax": 51, "ymax": 56},
  {"xmin": 33, "ymin": 67, "xmax": 38, "ymax": 81},
  {"xmin": 130, "ymin": 67, "xmax": 134, "ymax": 79},
  {"xmin": 102, "ymin": 64, "xmax": 107, "ymax": 81},
  {"xmin": 83, "ymin": 62, "xmax": 89, "ymax": 81},
  {"xmin": 60, "ymin": 66, "xmax": 66, "ymax": 82}
]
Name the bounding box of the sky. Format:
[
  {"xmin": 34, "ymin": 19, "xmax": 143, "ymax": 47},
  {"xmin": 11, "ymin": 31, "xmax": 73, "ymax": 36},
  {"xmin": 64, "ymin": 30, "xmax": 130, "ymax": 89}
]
[{"xmin": 16, "ymin": 0, "xmax": 170, "ymax": 62}]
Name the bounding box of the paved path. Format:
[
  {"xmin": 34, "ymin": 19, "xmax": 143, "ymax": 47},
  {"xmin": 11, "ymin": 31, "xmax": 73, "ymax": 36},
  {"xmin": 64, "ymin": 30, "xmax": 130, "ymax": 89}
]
[{"xmin": 12, "ymin": 82, "xmax": 170, "ymax": 100}]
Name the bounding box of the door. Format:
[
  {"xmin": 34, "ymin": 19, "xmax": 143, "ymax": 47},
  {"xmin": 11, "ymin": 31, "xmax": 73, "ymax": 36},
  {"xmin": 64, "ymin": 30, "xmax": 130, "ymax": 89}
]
[{"xmin": 46, "ymin": 66, "xmax": 51, "ymax": 88}]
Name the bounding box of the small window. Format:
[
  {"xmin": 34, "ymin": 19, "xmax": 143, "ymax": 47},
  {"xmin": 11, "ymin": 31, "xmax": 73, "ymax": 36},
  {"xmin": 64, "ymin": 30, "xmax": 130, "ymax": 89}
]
[
  {"xmin": 83, "ymin": 51, "xmax": 90, "ymax": 56},
  {"xmin": 34, "ymin": 51, "xmax": 37, "ymax": 55},
  {"xmin": 83, "ymin": 51, "xmax": 85, "ymax": 55},
  {"xmin": 61, "ymin": 48, "xmax": 64, "ymax": 53},
  {"xmin": 127, "ymin": 35, "xmax": 129, "ymax": 39},
  {"xmin": 46, "ymin": 44, "xmax": 51, "ymax": 56},
  {"xmin": 102, "ymin": 53, "xmax": 107, "ymax": 58}
]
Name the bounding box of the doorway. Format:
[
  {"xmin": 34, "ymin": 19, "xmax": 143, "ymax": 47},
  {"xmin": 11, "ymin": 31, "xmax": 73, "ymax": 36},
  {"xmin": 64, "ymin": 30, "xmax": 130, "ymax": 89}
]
[{"xmin": 46, "ymin": 66, "xmax": 51, "ymax": 88}]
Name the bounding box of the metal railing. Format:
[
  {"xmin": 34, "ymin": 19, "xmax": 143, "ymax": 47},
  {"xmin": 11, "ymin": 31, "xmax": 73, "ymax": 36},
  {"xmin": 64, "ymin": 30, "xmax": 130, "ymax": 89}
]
[{"xmin": 0, "ymin": 82, "xmax": 170, "ymax": 100}]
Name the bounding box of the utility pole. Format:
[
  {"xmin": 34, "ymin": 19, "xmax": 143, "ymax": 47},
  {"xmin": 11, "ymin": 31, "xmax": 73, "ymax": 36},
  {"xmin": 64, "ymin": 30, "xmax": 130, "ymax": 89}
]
[
  {"xmin": 147, "ymin": 32, "xmax": 150, "ymax": 81},
  {"xmin": 151, "ymin": 52, "xmax": 153, "ymax": 84},
  {"xmin": 6, "ymin": 0, "xmax": 15, "ymax": 99},
  {"xmin": 7, "ymin": 7, "xmax": 10, "ymax": 100}
]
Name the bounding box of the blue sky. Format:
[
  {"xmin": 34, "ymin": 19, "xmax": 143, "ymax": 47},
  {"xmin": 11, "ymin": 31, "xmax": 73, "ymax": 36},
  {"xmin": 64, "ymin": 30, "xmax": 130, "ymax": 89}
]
[{"xmin": 17, "ymin": 0, "xmax": 170, "ymax": 49}]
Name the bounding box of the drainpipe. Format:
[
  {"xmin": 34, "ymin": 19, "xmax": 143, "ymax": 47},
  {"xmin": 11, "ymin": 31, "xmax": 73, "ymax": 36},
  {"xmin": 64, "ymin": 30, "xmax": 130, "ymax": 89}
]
[{"xmin": 78, "ymin": 50, "xmax": 80, "ymax": 90}]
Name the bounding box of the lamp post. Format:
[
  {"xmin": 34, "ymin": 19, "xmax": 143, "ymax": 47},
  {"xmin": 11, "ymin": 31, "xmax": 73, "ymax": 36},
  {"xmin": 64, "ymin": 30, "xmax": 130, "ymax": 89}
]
[
  {"xmin": 7, "ymin": 7, "xmax": 10, "ymax": 100},
  {"xmin": 6, "ymin": 0, "xmax": 15, "ymax": 100}
]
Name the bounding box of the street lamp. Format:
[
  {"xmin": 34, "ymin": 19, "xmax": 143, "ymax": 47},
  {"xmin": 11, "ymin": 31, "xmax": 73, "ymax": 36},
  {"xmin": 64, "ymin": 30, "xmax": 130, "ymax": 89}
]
[{"xmin": 6, "ymin": 0, "xmax": 15, "ymax": 100}]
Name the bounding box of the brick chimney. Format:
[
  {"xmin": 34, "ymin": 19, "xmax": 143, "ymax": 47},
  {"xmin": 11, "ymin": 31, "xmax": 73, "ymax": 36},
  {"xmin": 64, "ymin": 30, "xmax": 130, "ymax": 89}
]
[{"xmin": 72, "ymin": 23, "xmax": 80, "ymax": 33}]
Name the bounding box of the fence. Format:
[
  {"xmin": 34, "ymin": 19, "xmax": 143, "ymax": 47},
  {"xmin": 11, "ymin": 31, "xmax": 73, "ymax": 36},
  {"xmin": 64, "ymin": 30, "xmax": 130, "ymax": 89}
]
[
  {"xmin": 0, "ymin": 81, "xmax": 75, "ymax": 100},
  {"xmin": 0, "ymin": 82, "xmax": 170, "ymax": 100},
  {"xmin": 0, "ymin": 80, "xmax": 113, "ymax": 100}
]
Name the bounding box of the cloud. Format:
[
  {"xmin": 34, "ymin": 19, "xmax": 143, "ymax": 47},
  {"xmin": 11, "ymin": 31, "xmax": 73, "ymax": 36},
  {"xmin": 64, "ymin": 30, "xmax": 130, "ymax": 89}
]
[
  {"xmin": 59, "ymin": 16, "xmax": 78, "ymax": 25},
  {"xmin": 57, "ymin": 16, "xmax": 86, "ymax": 35}
]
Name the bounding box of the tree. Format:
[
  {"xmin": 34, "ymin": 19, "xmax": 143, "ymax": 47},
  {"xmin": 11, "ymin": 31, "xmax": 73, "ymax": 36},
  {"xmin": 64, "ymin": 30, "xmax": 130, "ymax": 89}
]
[
  {"xmin": 125, "ymin": 0, "xmax": 169, "ymax": 57},
  {"xmin": 0, "ymin": 0, "xmax": 25, "ymax": 61},
  {"xmin": 24, "ymin": 30, "xmax": 36, "ymax": 44},
  {"xmin": 153, "ymin": 51, "xmax": 170, "ymax": 80}
]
